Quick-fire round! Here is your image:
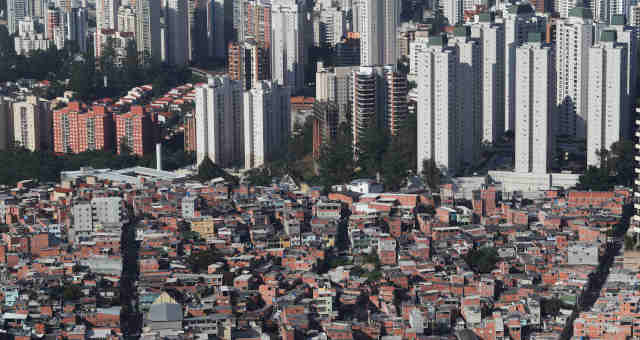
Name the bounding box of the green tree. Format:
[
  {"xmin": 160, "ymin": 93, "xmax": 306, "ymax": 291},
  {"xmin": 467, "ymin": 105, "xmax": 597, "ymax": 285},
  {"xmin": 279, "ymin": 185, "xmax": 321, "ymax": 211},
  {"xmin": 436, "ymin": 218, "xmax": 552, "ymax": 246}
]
[
  {"xmin": 421, "ymin": 158, "xmax": 441, "ymax": 192},
  {"xmin": 541, "ymin": 298, "xmax": 565, "ymax": 316},
  {"xmin": 196, "ymin": 156, "xmax": 237, "ymax": 184},
  {"xmin": 608, "ymin": 140, "xmax": 633, "ymax": 187},
  {"xmin": 62, "ymin": 285, "xmax": 83, "ymax": 301},
  {"xmin": 381, "ymin": 138, "xmax": 409, "ymax": 191},
  {"xmin": 197, "ymin": 156, "xmax": 220, "ymax": 182},
  {"xmin": 119, "ymin": 137, "xmax": 133, "ymax": 155},
  {"xmin": 578, "ymin": 140, "xmax": 633, "ymax": 190},
  {"xmin": 464, "ymin": 247, "xmax": 499, "ymax": 273},
  {"xmin": 317, "ymin": 123, "xmax": 355, "ymax": 187},
  {"xmin": 187, "ymin": 249, "xmax": 225, "ymax": 273},
  {"xmin": 625, "ymin": 235, "xmax": 636, "ymax": 250},
  {"xmin": 577, "ymin": 166, "xmax": 615, "ymax": 191},
  {"xmin": 70, "ymin": 61, "xmax": 92, "ymax": 99},
  {"xmin": 356, "ymin": 121, "xmax": 388, "ymax": 177}
]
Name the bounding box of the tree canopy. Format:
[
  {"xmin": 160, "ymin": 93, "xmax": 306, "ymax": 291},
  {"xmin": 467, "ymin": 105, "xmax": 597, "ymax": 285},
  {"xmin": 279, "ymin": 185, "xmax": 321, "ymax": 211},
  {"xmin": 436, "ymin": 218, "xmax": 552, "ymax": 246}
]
[
  {"xmin": 577, "ymin": 140, "xmax": 632, "ymax": 191},
  {"xmin": 421, "ymin": 158, "xmax": 442, "ymax": 192},
  {"xmin": 197, "ymin": 156, "xmax": 237, "ymax": 184},
  {"xmin": 464, "ymin": 247, "xmax": 500, "ymax": 274},
  {"xmin": 317, "ymin": 123, "xmax": 355, "ymax": 187}
]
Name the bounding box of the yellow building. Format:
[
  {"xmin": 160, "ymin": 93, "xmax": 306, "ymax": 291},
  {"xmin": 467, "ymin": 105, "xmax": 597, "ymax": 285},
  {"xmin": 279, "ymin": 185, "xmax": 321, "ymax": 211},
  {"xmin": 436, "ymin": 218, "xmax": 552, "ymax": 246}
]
[
  {"xmin": 190, "ymin": 216, "xmax": 216, "ymax": 240},
  {"xmin": 153, "ymin": 291, "xmax": 178, "ymax": 305}
]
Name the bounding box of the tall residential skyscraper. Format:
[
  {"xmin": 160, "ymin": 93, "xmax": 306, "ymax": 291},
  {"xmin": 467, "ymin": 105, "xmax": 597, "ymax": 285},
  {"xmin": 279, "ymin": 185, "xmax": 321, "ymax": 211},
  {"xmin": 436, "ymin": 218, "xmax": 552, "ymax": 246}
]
[
  {"xmin": 471, "ymin": 12, "xmax": 505, "ymax": 144},
  {"xmin": 136, "ymin": 0, "xmax": 161, "ymax": 64},
  {"xmin": 631, "ymin": 4, "xmax": 640, "ymax": 29},
  {"xmin": 315, "ymin": 63, "xmax": 358, "ymax": 124},
  {"xmin": 67, "ymin": 5, "xmax": 88, "ymax": 53},
  {"xmin": 504, "ymin": 3, "xmax": 547, "ymax": 133},
  {"xmin": 8, "ymin": 0, "xmax": 28, "ymax": 35},
  {"xmin": 449, "ymin": 26, "xmax": 481, "ymax": 165},
  {"xmin": 587, "ymin": 30, "xmax": 627, "ymax": 166},
  {"xmin": 514, "ymin": 33, "xmax": 555, "ymax": 174},
  {"xmin": 590, "ymin": 0, "xmax": 629, "ymax": 23},
  {"xmin": 12, "ymin": 96, "xmax": 51, "ymax": 152},
  {"xmin": 117, "ymin": 5, "xmax": 137, "ymax": 33},
  {"xmin": 416, "ymin": 35, "xmax": 459, "ymax": 173},
  {"xmin": 312, "ymin": 100, "xmax": 339, "ymax": 159},
  {"xmin": 45, "ymin": 5, "xmax": 60, "ymax": 40},
  {"xmin": 212, "ymin": 0, "xmax": 225, "ymax": 59},
  {"xmin": 440, "ymin": 0, "xmax": 462, "ymax": 25},
  {"xmin": 167, "ymin": 0, "xmax": 189, "ymax": 65},
  {"xmin": 609, "ymin": 14, "xmax": 637, "ymax": 133},
  {"xmin": 243, "ymin": 81, "xmax": 291, "ymax": 168},
  {"xmin": 271, "ymin": 0, "xmax": 305, "ymax": 92},
  {"xmin": 556, "ymin": 7, "xmax": 594, "ymax": 139},
  {"xmin": 189, "ymin": 0, "xmax": 224, "ymax": 61},
  {"xmin": 313, "ymin": 6, "xmax": 346, "ymax": 47},
  {"xmin": 228, "ymin": 40, "xmax": 270, "ymax": 90},
  {"xmin": 440, "ymin": 0, "xmax": 484, "ymax": 25},
  {"xmin": 351, "ymin": 65, "xmax": 408, "ymax": 155},
  {"xmin": 235, "ymin": 0, "xmax": 272, "ymax": 49},
  {"xmin": 360, "ymin": 0, "xmax": 399, "ymax": 65},
  {"xmin": 383, "ymin": 67, "xmax": 409, "ymax": 137},
  {"xmin": 0, "ymin": 98, "xmax": 10, "ymax": 151},
  {"xmin": 97, "ymin": 0, "xmax": 120, "ymax": 32},
  {"xmin": 195, "ymin": 76, "xmax": 244, "ymax": 167}
]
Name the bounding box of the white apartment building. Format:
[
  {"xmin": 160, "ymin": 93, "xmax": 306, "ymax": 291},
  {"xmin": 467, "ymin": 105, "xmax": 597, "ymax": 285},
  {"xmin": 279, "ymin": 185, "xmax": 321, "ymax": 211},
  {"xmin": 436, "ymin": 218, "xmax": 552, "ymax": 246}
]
[
  {"xmin": 409, "ymin": 37, "xmax": 429, "ymax": 76},
  {"xmin": 514, "ymin": 33, "xmax": 555, "ymax": 174},
  {"xmin": 0, "ymin": 98, "xmax": 11, "ymax": 151},
  {"xmin": 8, "ymin": 0, "xmax": 28, "ymax": 35},
  {"xmin": 441, "ymin": 0, "xmax": 484, "ymax": 25},
  {"xmin": 271, "ymin": 0, "xmax": 305, "ymax": 92},
  {"xmin": 195, "ymin": 76, "xmax": 244, "ymax": 167},
  {"xmin": 136, "ymin": 0, "xmax": 161, "ymax": 64},
  {"xmin": 91, "ymin": 197, "xmax": 127, "ymax": 228},
  {"xmin": 633, "ymin": 108, "xmax": 640, "ymax": 227},
  {"xmin": 555, "ymin": 0, "xmax": 577, "ymax": 18},
  {"xmin": 470, "ymin": 12, "xmax": 505, "ymax": 144},
  {"xmin": 556, "ymin": 7, "xmax": 594, "ymax": 140},
  {"xmin": 14, "ymin": 16, "xmax": 53, "ymax": 56},
  {"xmin": 97, "ymin": 0, "xmax": 120, "ymax": 32},
  {"xmin": 609, "ymin": 14, "xmax": 637, "ymax": 141},
  {"xmin": 315, "ymin": 63, "xmax": 358, "ymax": 124},
  {"xmin": 313, "ymin": 6, "xmax": 346, "ymax": 47},
  {"xmin": 117, "ymin": 6, "xmax": 137, "ymax": 33},
  {"xmin": 590, "ymin": 0, "xmax": 629, "ymax": 23},
  {"xmin": 243, "ymin": 81, "xmax": 291, "ymax": 169},
  {"xmin": 587, "ymin": 30, "xmax": 627, "ymax": 166},
  {"xmin": 449, "ymin": 26, "xmax": 481, "ymax": 165},
  {"xmin": 72, "ymin": 202, "xmax": 93, "ymax": 234},
  {"xmin": 15, "ymin": 33, "xmax": 52, "ymax": 56},
  {"xmin": 360, "ymin": 0, "xmax": 399, "ymax": 66},
  {"xmin": 416, "ymin": 35, "xmax": 459, "ymax": 174},
  {"xmin": 166, "ymin": 0, "xmax": 189, "ymax": 66},
  {"xmin": 631, "ymin": 4, "xmax": 640, "ymax": 29},
  {"xmin": 12, "ymin": 96, "xmax": 50, "ymax": 151},
  {"xmin": 504, "ymin": 4, "xmax": 546, "ymax": 133},
  {"xmin": 72, "ymin": 197, "xmax": 127, "ymax": 238}
]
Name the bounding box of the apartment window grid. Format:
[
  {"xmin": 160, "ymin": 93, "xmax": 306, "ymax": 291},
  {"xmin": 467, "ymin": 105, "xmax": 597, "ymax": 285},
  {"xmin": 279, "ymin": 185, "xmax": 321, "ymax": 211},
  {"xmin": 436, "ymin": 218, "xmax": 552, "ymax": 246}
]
[
  {"xmin": 20, "ymin": 107, "xmax": 28, "ymax": 147},
  {"xmin": 87, "ymin": 117, "xmax": 96, "ymax": 150}
]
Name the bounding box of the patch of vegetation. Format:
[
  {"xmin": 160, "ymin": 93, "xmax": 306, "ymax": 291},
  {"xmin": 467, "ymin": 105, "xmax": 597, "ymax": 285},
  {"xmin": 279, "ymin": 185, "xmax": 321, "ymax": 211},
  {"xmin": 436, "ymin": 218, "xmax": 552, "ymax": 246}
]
[{"xmin": 463, "ymin": 247, "xmax": 500, "ymax": 274}]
